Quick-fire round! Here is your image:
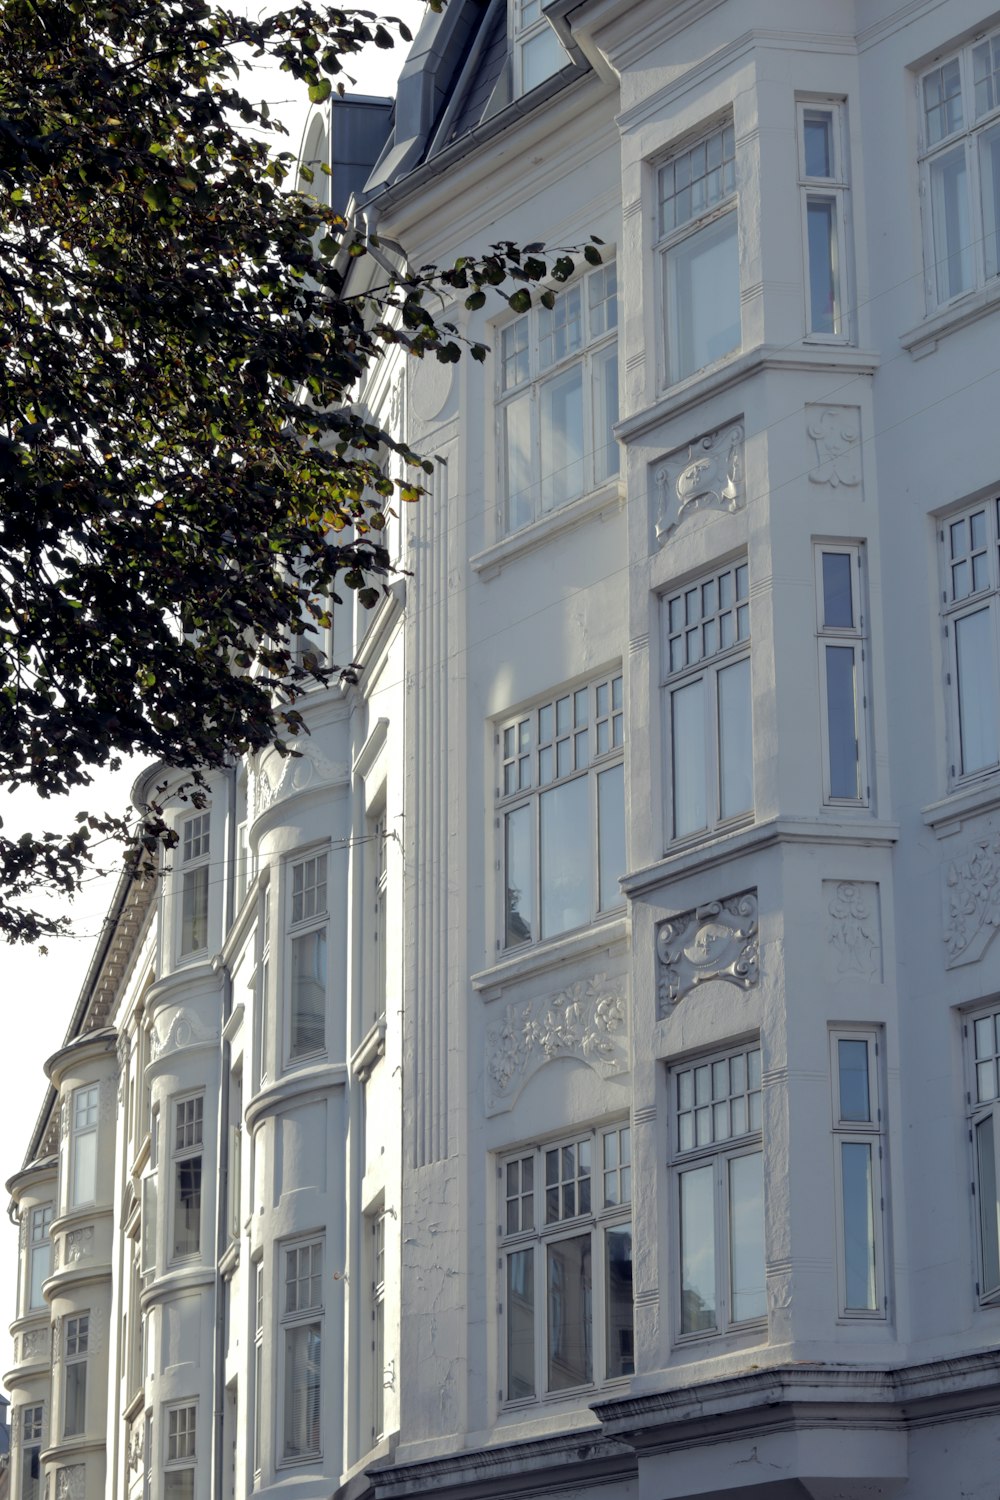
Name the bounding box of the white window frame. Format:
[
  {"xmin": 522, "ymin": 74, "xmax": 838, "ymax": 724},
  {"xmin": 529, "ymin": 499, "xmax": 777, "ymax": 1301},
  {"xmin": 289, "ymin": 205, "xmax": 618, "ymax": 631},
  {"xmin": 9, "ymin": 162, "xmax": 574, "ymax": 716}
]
[
  {"xmin": 656, "ymin": 119, "xmax": 741, "ymax": 387},
  {"xmin": 815, "ymin": 543, "xmax": 870, "ymax": 806},
  {"xmin": 830, "ymin": 1028, "xmax": 888, "ymax": 1318},
  {"xmin": 496, "ymin": 258, "xmax": 619, "ymax": 537},
  {"xmin": 918, "ymin": 30, "xmax": 1000, "ymax": 309},
  {"xmin": 69, "ymin": 1083, "xmax": 99, "ymax": 1209},
  {"xmin": 498, "ymin": 1123, "xmax": 633, "ymax": 1404},
  {"xmin": 669, "ymin": 1043, "xmax": 766, "ymax": 1343},
  {"xmin": 797, "ymin": 98, "xmax": 852, "ymax": 341},
  {"xmin": 171, "ymin": 1093, "xmax": 204, "ymax": 1262},
  {"xmin": 365, "ymin": 804, "xmax": 388, "ymax": 1027},
  {"xmin": 369, "ymin": 1208, "xmax": 387, "ymax": 1444},
  {"xmin": 164, "ymin": 1402, "xmax": 197, "ymax": 1500},
  {"xmin": 509, "ymin": 0, "xmax": 567, "ymax": 97},
  {"xmin": 20, "ymin": 1403, "xmax": 44, "ymax": 1500},
  {"xmin": 27, "ymin": 1203, "xmax": 53, "ymax": 1311},
  {"xmin": 285, "ymin": 851, "xmax": 328, "ymax": 1066},
  {"xmin": 253, "ymin": 1258, "xmax": 264, "ymax": 1479},
  {"xmin": 967, "ymin": 1005, "xmax": 1000, "ymax": 1303},
  {"xmin": 496, "ymin": 670, "xmax": 625, "ymax": 952},
  {"xmin": 279, "ymin": 1237, "xmax": 323, "ymax": 1464},
  {"xmin": 938, "ymin": 496, "xmax": 1000, "ymax": 785},
  {"xmin": 179, "ymin": 810, "xmax": 211, "ymax": 957},
  {"xmin": 63, "ymin": 1313, "xmax": 89, "ymax": 1437},
  {"xmin": 661, "ymin": 560, "xmax": 753, "ymax": 844}
]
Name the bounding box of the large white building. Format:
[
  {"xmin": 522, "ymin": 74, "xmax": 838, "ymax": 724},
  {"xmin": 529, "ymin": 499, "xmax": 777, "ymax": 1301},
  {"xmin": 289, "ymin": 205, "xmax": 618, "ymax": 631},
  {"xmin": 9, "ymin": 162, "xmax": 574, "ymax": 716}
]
[{"xmin": 7, "ymin": 2, "xmax": 1000, "ymax": 1497}]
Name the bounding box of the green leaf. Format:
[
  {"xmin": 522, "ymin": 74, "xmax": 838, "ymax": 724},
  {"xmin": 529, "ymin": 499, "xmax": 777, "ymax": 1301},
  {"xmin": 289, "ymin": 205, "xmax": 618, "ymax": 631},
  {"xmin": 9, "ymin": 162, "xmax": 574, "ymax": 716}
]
[
  {"xmin": 308, "ymin": 79, "xmax": 332, "ymax": 103},
  {"xmin": 464, "ymin": 290, "xmax": 486, "ymax": 311},
  {"xmin": 507, "ymin": 288, "xmax": 532, "ymax": 314}
]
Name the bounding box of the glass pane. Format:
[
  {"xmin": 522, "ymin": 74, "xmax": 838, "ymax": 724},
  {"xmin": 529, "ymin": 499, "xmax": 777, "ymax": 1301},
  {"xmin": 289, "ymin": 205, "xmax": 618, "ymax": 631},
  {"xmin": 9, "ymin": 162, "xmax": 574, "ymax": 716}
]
[
  {"xmin": 539, "ymin": 777, "xmax": 590, "ymax": 938},
  {"xmin": 21, "ymin": 1445, "xmax": 41, "ymax": 1500},
  {"xmin": 504, "ymin": 804, "xmax": 533, "ymax": 947},
  {"xmin": 605, "ymin": 1227, "xmax": 634, "ymax": 1378},
  {"xmin": 520, "ymin": 25, "xmax": 564, "ymax": 94},
  {"xmin": 593, "ymin": 345, "xmax": 620, "ymax": 483},
  {"xmin": 807, "ymin": 196, "xmax": 840, "ymax": 334},
  {"xmin": 930, "ymin": 146, "xmax": 973, "ymax": 303},
  {"xmin": 838, "ymin": 1039, "xmax": 871, "ymax": 1120},
  {"xmin": 290, "ymin": 929, "xmax": 327, "ymax": 1057},
  {"xmin": 923, "ymin": 58, "xmax": 963, "ymax": 145},
  {"xmin": 666, "ymin": 212, "xmax": 740, "ymax": 382},
  {"xmin": 173, "ymin": 1155, "xmax": 202, "ymax": 1257},
  {"xmin": 546, "ymin": 1235, "xmax": 592, "ymax": 1390},
  {"xmin": 976, "ymin": 1116, "xmax": 1000, "ymax": 1295},
  {"xmin": 826, "ymin": 645, "xmax": 860, "ymax": 798},
  {"xmin": 506, "ymin": 1250, "xmax": 535, "ymax": 1398},
  {"xmin": 980, "ymin": 123, "xmax": 1000, "ymax": 279},
  {"xmin": 597, "ymin": 763, "xmax": 626, "ymax": 912},
  {"xmin": 729, "ymin": 1151, "xmax": 766, "ymax": 1322},
  {"xmin": 65, "ymin": 1361, "xmax": 87, "ymax": 1436},
  {"xmin": 283, "ymin": 1323, "xmax": 322, "ymax": 1457},
  {"xmin": 680, "ymin": 1164, "xmax": 716, "ymax": 1333},
  {"xmin": 181, "ymin": 865, "xmax": 209, "ymax": 954},
  {"xmin": 503, "ymin": 392, "xmax": 534, "ymax": 533},
  {"xmin": 71, "ymin": 1130, "xmax": 97, "ymax": 1208},
  {"xmin": 671, "ymin": 679, "xmax": 706, "ymax": 837},
  {"xmin": 539, "ymin": 365, "xmax": 584, "ymax": 514},
  {"xmin": 29, "ymin": 1245, "xmax": 51, "ymax": 1309},
  {"xmin": 841, "ymin": 1142, "xmax": 877, "ymax": 1309},
  {"xmin": 956, "ymin": 608, "xmax": 999, "ymax": 774},
  {"xmin": 803, "ymin": 109, "xmax": 834, "ymax": 177},
  {"xmin": 822, "ymin": 552, "xmax": 854, "ymax": 627},
  {"xmin": 718, "ymin": 657, "xmax": 753, "ymax": 820}
]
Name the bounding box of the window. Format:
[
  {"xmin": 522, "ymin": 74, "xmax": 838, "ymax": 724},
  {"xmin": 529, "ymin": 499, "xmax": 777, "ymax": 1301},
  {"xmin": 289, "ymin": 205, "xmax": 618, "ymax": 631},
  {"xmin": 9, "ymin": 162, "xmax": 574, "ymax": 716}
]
[
  {"xmin": 498, "ymin": 260, "xmax": 618, "ymax": 535},
  {"xmin": 968, "ymin": 1006, "xmax": 1000, "ymax": 1300},
  {"xmin": 658, "ymin": 121, "xmax": 741, "ymax": 384},
  {"xmin": 499, "ymin": 672, "xmax": 625, "ymax": 949},
  {"xmin": 500, "ymin": 1124, "xmax": 632, "ymax": 1402},
  {"xmin": 510, "ymin": 0, "xmax": 567, "ymax": 96},
  {"xmin": 20, "ymin": 1405, "xmax": 43, "ymax": 1500},
  {"xmin": 831, "ymin": 1030, "xmax": 886, "ymax": 1316},
  {"xmin": 798, "ymin": 100, "xmax": 850, "ymax": 337},
  {"xmin": 27, "ymin": 1204, "xmax": 53, "ymax": 1310},
  {"xmin": 288, "ymin": 853, "xmax": 328, "ymax": 1062},
  {"xmin": 816, "ymin": 545, "xmax": 869, "ymax": 804},
  {"xmin": 939, "ymin": 498, "xmax": 1000, "ymax": 781},
  {"xmin": 366, "ymin": 809, "xmax": 388, "ymax": 1025},
  {"xmin": 164, "ymin": 1404, "xmax": 196, "ymax": 1500},
  {"xmin": 669, "ymin": 1044, "xmax": 765, "ymax": 1339},
  {"xmin": 141, "ymin": 1171, "xmax": 157, "ymax": 1276},
  {"xmin": 172, "ymin": 1095, "xmax": 203, "ymax": 1260},
  {"xmin": 370, "ymin": 1210, "xmax": 386, "ymax": 1443},
  {"xmin": 180, "ymin": 811, "xmax": 210, "ymax": 955},
  {"xmin": 69, "ymin": 1084, "xmax": 99, "ymax": 1208},
  {"xmin": 64, "ymin": 1314, "xmax": 89, "ymax": 1436},
  {"xmin": 253, "ymin": 1260, "xmax": 264, "ymax": 1477},
  {"xmin": 662, "ymin": 562, "xmax": 752, "ymax": 842},
  {"xmin": 281, "ymin": 1240, "xmax": 322, "ymax": 1461}
]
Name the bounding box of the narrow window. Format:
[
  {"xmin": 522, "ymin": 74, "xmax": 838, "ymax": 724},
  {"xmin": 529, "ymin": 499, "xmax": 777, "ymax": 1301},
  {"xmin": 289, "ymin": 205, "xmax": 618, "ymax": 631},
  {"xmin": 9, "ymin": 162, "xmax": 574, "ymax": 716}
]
[
  {"xmin": 179, "ymin": 810, "xmax": 211, "ymax": 956},
  {"xmin": 798, "ymin": 101, "xmax": 850, "ymax": 338},
  {"xmin": 69, "ymin": 1084, "xmax": 99, "ymax": 1208},
  {"xmin": 20, "ymin": 1405, "xmax": 43, "ymax": 1500},
  {"xmin": 816, "ymin": 544, "xmax": 869, "ymax": 804},
  {"xmin": 831, "ymin": 1030, "xmax": 887, "ymax": 1315},
  {"xmin": 27, "ymin": 1205, "xmax": 53, "ymax": 1310},
  {"xmin": 172, "ymin": 1095, "xmax": 203, "ymax": 1260},
  {"xmin": 969, "ymin": 1007, "xmax": 1000, "ymax": 1300},
  {"xmin": 288, "ymin": 853, "xmax": 328, "ymax": 1062},
  {"xmin": 366, "ymin": 808, "xmax": 388, "ymax": 1026},
  {"xmin": 940, "ymin": 499, "xmax": 1000, "ymax": 783},
  {"xmin": 253, "ymin": 1260, "xmax": 264, "ymax": 1476},
  {"xmin": 510, "ymin": 0, "xmax": 567, "ymax": 96},
  {"xmin": 164, "ymin": 1403, "xmax": 197, "ymax": 1500},
  {"xmin": 370, "ymin": 1210, "xmax": 386, "ymax": 1443},
  {"xmin": 282, "ymin": 1240, "xmax": 323, "ymax": 1460},
  {"xmin": 64, "ymin": 1314, "xmax": 89, "ymax": 1436}
]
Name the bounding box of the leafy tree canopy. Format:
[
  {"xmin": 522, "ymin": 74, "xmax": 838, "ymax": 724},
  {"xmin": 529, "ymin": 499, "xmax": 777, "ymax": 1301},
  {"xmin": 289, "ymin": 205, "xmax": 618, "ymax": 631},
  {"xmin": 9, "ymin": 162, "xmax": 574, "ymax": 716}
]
[{"xmin": 0, "ymin": 0, "xmax": 598, "ymax": 942}]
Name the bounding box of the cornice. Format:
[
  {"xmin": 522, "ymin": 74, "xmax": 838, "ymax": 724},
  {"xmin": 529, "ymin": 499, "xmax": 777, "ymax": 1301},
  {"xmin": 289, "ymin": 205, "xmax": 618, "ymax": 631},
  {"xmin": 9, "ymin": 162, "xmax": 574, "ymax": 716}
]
[{"xmin": 245, "ymin": 1062, "xmax": 348, "ymax": 1133}]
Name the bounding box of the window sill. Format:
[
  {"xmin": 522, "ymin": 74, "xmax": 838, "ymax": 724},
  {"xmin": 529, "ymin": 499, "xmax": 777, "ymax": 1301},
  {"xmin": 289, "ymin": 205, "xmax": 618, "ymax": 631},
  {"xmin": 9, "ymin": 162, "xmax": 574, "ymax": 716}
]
[
  {"xmin": 351, "ymin": 1016, "xmax": 387, "ymax": 1081},
  {"xmin": 471, "ymin": 915, "xmax": 629, "ymax": 999},
  {"xmin": 219, "ymin": 1240, "xmax": 240, "ymax": 1278},
  {"xmin": 922, "ymin": 774, "xmax": 1000, "ymax": 837},
  {"xmin": 245, "ymin": 1061, "xmax": 348, "ymax": 1132},
  {"xmin": 470, "ymin": 482, "xmax": 625, "ymax": 581},
  {"xmin": 901, "ymin": 279, "xmax": 1000, "ymax": 359}
]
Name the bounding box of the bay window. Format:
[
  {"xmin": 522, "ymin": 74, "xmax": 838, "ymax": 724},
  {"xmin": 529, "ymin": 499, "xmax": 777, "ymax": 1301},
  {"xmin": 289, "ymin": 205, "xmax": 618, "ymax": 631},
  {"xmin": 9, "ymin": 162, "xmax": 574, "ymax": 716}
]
[
  {"xmin": 179, "ymin": 811, "xmax": 210, "ymax": 956},
  {"xmin": 658, "ymin": 121, "xmax": 740, "ymax": 384},
  {"xmin": 662, "ymin": 562, "xmax": 752, "ymax": 842},
  {"xmin": 498, "ymin": 672, "xmax": 625, "ymax": 949},
  {"xmin": 830, "ymin": 1029, "xmax": 887, "ymax": 1316},
  {"xmin": 968, "ymin": 1005, "xmax": 1000, "ymax": 1301},
  {"xmin": 670, "ymin": 1044, "xmax": 765, "ymax": 1340},
  {"xmin": 498, "ymin": 260, "xmax": 618, "ymax": 535},
  {"xmin": 940, "ymin": 497, "xmax": 1000, "ymax": 782},
  {"xmin": 281, "ymin": 1239, "xmax": 323, "ymax": 1461},
  {"xmin": 798, "ymin": 100, "xmax": 850, "ymax": 338},
  {"xmin": 920, "ymin": 31, "xmax": 1000, "ymax": 306},
  {"xmin": 500, "ymin": 1124, "xmax": 633, "ymax": 1402}
]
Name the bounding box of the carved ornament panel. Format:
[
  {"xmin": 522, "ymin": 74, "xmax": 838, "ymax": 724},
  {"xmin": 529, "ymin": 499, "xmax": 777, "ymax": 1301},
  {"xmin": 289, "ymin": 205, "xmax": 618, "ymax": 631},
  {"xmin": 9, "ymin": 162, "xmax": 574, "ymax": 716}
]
[
  {"xmin": 654, "ymin": 421, "xmax": 744, "ymax": 544},
  {"xmin": 806, "ymin": 404, "xmax": 861, "ymax": 489},
  {"xmin": 944, "ymin": 832, "xmax": 1000, "ymax": 967},
  {"xmin": 657, "ymin": 891, "xmax": 758, "ymax": 1014},
  {"xmin": 485, "ymin": 973, "xmax": 628, "ymax": 1114},
  {"xmin": 824, "ymin": 881, "xmax": 882, "ymax": 981}
]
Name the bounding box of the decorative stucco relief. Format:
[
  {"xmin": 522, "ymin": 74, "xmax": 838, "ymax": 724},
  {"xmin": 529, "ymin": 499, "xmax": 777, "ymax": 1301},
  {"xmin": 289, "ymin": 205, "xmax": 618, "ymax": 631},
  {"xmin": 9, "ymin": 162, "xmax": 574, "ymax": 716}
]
[
  {"xmin": 485, "ymin": 973, "xmax": 628, "ymax": 1114},
  {"xmin": 51, "ymin": 1317, "xmax": 61, "ymax": 1365},
  {"xmin": 806, "ymin": 405, "xmax": 861, "ymax": 488},
  {"xmin": 151, "ymin": 1009, "xmax": 219, "ymax": 1061},
  {"xmin": 944, "ymin": 832, "xmax": 1000, "ymax": 966},
  {"xmin": 18, "ymin": 1215, "xmax": 26, "ymax": 1251},
  {"xmin": 654, "ymin": 422, "xmax": 744, "ymax": 543},
  {"xmin": 127, "ymin": 1420, "xmax": 144, "ymax": 1474},
  {"xmin": 656, "ymin": 891, "xmax": 758, "ymax": 1013},
  {"xmin": 116, "ymin": 1033, "xmax": 130, "ymax": 1102},
  {"xmin": 100, "ymin": 1074, "xmax": 117, "ymax": 1123},
  {"xmin": 65, "ymin": 1226, "xmax": 94, "ymax": 1264},
  {"xmin": 824, "ymin": 880, "xmax": 882, "ymax": 980},
  {"xmin": 251, "ymin": 741, "xmax": 349, "ymax": 819},
  {"xmin": 22, "ymin": 1327, "xmax": 48, "ymax": 1361},
  {"xmin": 52, "ymin": 1236, "xmax": 60, "ymax": 1270},
  {"xmin": 56, "ymin": 1465, "xmax": 86, "ymax": 1500},
  {"xmin": 59, "ymin": 1094, "xmax": 70, "ymax": 1145}
]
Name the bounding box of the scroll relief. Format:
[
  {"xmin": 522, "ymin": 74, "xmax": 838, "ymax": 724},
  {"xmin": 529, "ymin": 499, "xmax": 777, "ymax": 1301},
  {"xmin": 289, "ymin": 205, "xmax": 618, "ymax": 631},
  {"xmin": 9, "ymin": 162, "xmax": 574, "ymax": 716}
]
[
  {"xmin": 251, "ymin": 741, "xmax": 348, "ymax": 819},
  {"xmin": 825, "ymin": 880, "xmax": 882, "ymax": 981},
  {"xmin": 806, "ymin": 405, "xmax": 861, "ymax": 489},
  {"xmin": 654, "ymin": 421, "xmax": 744, "ymax": 545},
  {"xmin": 944, "ymin": 831, "xmax": 1000, "ymax": 967},
  {"xmin": 485, "ymin": 973, "xmax": 628, "ymax": 1114},
  {"xmin": 657, "ymin": 891, "xmax": 758, "ymax": 1014}
]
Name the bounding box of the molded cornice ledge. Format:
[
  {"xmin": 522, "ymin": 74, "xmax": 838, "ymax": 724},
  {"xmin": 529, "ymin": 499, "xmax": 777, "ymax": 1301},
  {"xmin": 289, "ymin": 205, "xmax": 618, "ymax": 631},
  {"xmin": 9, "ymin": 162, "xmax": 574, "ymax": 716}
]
[
  {"xmin": 368, "ymin": 1429, "xmax": 633, "ymax": 1500},
  {"xmin": 245, "ymin": 1062, "xmax": 348, "ymax": 1132},
  {"xmin": 471, "ymin": 916, "xmax": 629, "ymax": 996}
]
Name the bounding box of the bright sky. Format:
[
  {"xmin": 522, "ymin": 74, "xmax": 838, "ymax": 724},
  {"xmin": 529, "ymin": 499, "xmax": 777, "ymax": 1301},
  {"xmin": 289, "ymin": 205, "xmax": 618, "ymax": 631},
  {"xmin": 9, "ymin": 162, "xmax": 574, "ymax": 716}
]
[{"xmin": 0, "ymin": 0, "xmax": 424, "ymax": 1396}]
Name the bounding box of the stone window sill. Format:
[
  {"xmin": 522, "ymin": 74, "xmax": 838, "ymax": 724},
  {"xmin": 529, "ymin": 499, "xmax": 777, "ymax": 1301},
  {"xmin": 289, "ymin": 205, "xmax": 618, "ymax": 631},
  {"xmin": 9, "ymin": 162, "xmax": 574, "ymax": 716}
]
[
  {"xmin": 900, "ymin": 279, "xmax": 1000, "ymax": 359},
  {"xmin": 922, "ymin": 773, "xmax": 1000, "ymax": 837},
  {"xmin": 471, "ymin": 915, "xmax": 628, "ymax": 999},
  {"xmin": 470, "ymin": 481, "xmax": 624, "ymax": 581}
]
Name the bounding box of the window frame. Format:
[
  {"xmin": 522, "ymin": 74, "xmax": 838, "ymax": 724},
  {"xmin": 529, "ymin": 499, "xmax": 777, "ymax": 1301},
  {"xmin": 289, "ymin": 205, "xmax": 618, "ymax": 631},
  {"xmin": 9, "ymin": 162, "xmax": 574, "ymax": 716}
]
[
  {"xmin": 661, "ymin": 560, "xmax": 753, "ymax": 845},
  {"xmin": 498, "ymin": 1122, "xmax": 633, "ymax": 1406},
  {"xmin": 369, "ymin": 1208, "xmax": 387, "ymax": 1444},
  {"xmin": 20, "ymin": 1403, "xmax": 44, "ymax": 1500},
  {"xmin": 68, "ymin": 1083, "xmax": 99, "ymax": 1210},
  {"xmin": 917, "ymin": 30, "xmax": 1000, "ymax": 309},
  {"xmin": 814, "ymin": 543, "xmax": 870, "ymax": 806},
  {"xmin": 668, "ymin": 1042, "xmax": 766, "ymax": 1344},
  {"xmin": 496, "ymin": 669, "xmax": 626, "ymax": 953},
  {"xmin": 655, "ymin": 118, "xmax": 741, "ymax": 387},
  {"xmin": 496, "ymin": 258, "xmax": 619, "ymax": 537},
  {"xmin": 796, "ymin": 98, "xmax": 852, "ymax": 342},
  {"xmin": 179, "ymin": 810, "xmax": 211, "ymax": 958},
  {"xmin": 966, "ymin": 1004, "xmax": 1000, "ymax": 1303},
  {"xmin": 171, "ymin": 1093, "xmax": 204, "ymax": 1263},
  {"xmin": 63, "ymin": 1313, "xmax": 89, "ymax": 1437},
  {"xmin": 365, "ymin": 804, "xmax": 388, "ymax": 1028},
  {"xmin": 829, "ymin": 1028, "xmax": 888, "ymax": 1318},
  {"xmin": 27, "ymin": 1203, "xmax": 54, "ymax": 1311},
  {"xmin": 938, "ymin": 496, "xmax": 1000, "ymax": 786},
  {"xmin": 509, "ymin": 0, "xmax": 567, "ymax": 97},
  {"xmin": 285, "ymin": 850, "xmax": 329, "ymax": 1067},
  {"xmin": 163, "ymin": 1402, "xmax": 197, "ymax": 1500},
  {"xmin": 279, "ymin": 1236, "xmax": 324, "ymax": 1464},
  {"xmin": 253, "ymin": 1257, "xmax": 265, "ymax": 1479}
]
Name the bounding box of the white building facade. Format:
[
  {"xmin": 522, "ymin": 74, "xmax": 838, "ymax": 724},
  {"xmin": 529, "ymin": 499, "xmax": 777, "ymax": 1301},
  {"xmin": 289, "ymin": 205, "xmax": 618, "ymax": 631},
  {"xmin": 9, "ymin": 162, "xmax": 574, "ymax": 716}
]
[{"xmin": 7, "ymin": 2, "xmax": 1000, "ymax": 1497}]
